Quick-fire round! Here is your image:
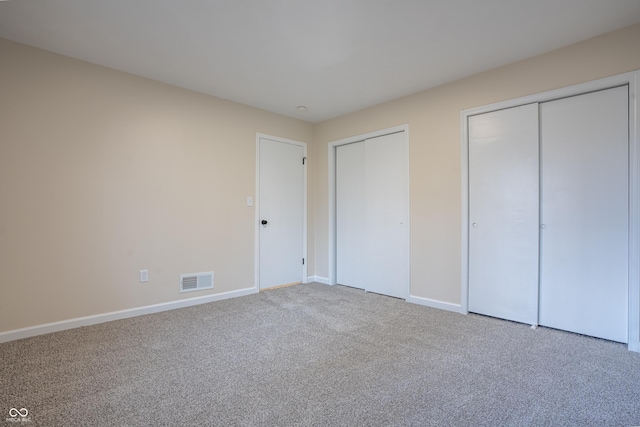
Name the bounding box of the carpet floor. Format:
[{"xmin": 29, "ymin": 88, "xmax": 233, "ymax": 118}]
[{"xmin": 1, "ymin": 283, "xmax": 639, "ymax": 426}]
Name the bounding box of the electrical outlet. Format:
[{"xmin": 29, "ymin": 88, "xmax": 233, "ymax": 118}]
[{"xmin": 139, "ymin": 270, "xmax": 149, "ymax": 283}]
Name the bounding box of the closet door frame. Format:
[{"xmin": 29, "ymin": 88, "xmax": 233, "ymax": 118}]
[
  {"xmin": 328, "ymin": 124, "xmax": 411, "ymax": 299},
  {"xmin": 460, "ymin": 71, "xmax": 640, "ymax": 352}
]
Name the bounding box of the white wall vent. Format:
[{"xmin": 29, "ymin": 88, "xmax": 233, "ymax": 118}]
[{"xmin": 180, "ymin": 271, "xmax": 214, "ymax": 293}]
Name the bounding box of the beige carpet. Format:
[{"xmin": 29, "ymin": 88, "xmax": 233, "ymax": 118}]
[{"xmin": 1, "ymin": 283, "xmax": 639, "ymax": 426}]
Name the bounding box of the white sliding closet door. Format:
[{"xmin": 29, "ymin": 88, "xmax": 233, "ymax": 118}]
[
  {"xmin": 365, "ymin": 132, "xmax": 408, "ymax": 298},
  {"xmin": 539, "ymin": 86, "xmax": 629, "ymax": 343},
  {"xmin": 468, "ymin": 104, "xmax": 540, "ymax": 324},
  {"xmin": 336, "ymin": 142, "xmax": 366, "ymax": 289},
  {"xmin": 336, "ymin": 132, "xmax": 408, "ymax": 299}
]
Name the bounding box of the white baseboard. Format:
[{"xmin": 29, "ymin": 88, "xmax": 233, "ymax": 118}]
[
  {"xmin": 307, "ymin": 276, "xmax": 330, "ymax": 285},
  {"xmin": 0, "ymin": 287, "xmax": 258, "ymax": 343},
  {"xmin": 408, "ymin": 295, "xmax": 466, "ymax": 314}
]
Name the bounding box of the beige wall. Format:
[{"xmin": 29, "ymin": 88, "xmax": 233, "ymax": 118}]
[
  {"xmin": 0, "ymin": 38, "xmax": 313, "ymax": 332},
  {"xmin": 2, "ymin": 22, "xmax": 640, "ymax": 334},
  {"xmin": 313, "ymin": 23, "xmax": 640, "ymax": 305}
]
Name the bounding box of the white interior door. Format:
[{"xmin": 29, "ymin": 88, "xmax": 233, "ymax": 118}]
[
  {"xmin": 468, "ymin": 103, "xmax": 540, "ymax": 325},
  {"xmin": 539, "ymin": 86, "xmax": 629, "ymax": 343},
  {"xmin": 336, "ymin": 142, "xmax": 366, "ymax": 289},
  {"xmin": 335, "ymin": 131, "xmax": 409, "ymax": 299},
  {"xmin": 364, "ymin": 132, "xmax": 408, "ymax": 298},
  {"xmin": 259, "ymin": 137, "xmax": 305, "ymax": 290}
]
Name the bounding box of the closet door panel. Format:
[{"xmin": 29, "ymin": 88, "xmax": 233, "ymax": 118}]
[
  {"xmin": 468, "ymin": 104, "xmax": 540, "ymax": 324},
  {"xmin": 365, "ymin": 132, "xmax": 408, "ymax": 299},
  {"xmin": 336, "ymin": 142, "xmax": 367, "ymax": 289},
  {"xmin": 539, "ymin": 86, "xmax": 628, "ymax": 343}
]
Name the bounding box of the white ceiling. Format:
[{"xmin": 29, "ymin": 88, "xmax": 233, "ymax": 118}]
[{"xmin": 1, "ymin": 1, "xmax": 640, "ymax": 122}]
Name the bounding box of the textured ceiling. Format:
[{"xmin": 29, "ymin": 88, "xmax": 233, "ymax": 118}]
[{"xmin": 1, "ymin": 0, "xmax": 640, "ymax": 122}]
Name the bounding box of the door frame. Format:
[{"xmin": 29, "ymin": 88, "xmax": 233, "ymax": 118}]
[
  {"xmin": 255, "ymin": 133, "xmax": 308, "ymax": 290},
  {"xmin": 460, "ymin": 71, "xmax": 640, "ymax": 352},
  {"xmin": 327, "ymin": 124, "xmax": 411, "ymax": 299}
]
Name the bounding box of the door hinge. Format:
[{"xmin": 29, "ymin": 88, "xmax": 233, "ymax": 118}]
[
  {"xmin": 302, "ymin": 157, "xmax": 307, "ymax": 165},
  {"xmin": 302, "ymin": 258, "xmax": 305, "ymax": 265}
]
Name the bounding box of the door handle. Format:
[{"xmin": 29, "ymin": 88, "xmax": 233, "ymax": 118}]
[{"xmin": 261, "ymin": 220, "xmax": 268, "ymax": 225}]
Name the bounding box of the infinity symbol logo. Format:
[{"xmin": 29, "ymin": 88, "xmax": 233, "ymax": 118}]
[{"xmin": 9, "ymin": 408, "xmax": 28, "ymax": 417}]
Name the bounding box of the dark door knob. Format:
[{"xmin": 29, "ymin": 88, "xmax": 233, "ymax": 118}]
[{"xmin": 261, "ymin": 220, "xmax": 268, "ymax": 225}]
